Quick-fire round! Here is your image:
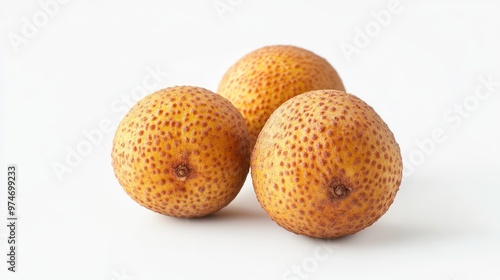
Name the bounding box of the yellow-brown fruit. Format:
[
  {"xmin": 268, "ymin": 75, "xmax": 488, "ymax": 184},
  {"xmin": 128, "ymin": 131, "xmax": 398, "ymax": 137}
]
[
  {"xmin": 218, "ymin": 45, "xmax": 345, "ymax": 147},
  {"xmin": 112, "ymin": 86, "xmax": 250, "ymax": 218},
  {"xmin": 251, "ymin": 90, "xmax": 402, "ymax": 238}
]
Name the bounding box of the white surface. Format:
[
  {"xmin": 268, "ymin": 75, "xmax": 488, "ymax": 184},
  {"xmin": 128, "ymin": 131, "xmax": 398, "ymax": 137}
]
[{"xmin": 1, "ymin": 0, "xmax": 500, "ymax": 279}]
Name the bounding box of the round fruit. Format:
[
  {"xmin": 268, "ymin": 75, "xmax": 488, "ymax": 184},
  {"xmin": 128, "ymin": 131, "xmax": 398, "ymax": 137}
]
[
  {"xmin": 251, "ymin": 90, "xmax": 402, "ymax": 238},
  {"xmin": 112, "ymin": 86, "xmax": 250, "ymax": 218},
  {"xmin": 218, "ymin": 45, "xmax": 345, "ymax": 147}
]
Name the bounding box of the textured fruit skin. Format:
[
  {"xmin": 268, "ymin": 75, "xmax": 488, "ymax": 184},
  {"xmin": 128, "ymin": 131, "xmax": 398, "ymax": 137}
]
[
  {"xmin": 251, "ymin": 90, "xmax": 402, "ymax": 238},
  {"xmin": 112, "ymin": 86, "xmax": 250, "ymax": 218},
  {"xmin": 218, "ymin": 45, "xmax": 345, "ymax": 147}
]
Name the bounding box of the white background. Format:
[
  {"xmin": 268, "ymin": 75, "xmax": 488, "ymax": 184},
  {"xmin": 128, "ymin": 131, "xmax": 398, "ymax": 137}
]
[{"xmin": 1, "ymin": 0, "xmax": 500, "ymax": 279}]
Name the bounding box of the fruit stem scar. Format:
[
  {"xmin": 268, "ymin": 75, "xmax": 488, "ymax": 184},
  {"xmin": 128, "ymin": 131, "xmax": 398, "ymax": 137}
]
[
  {"xmin": 334, "ymin": 185, "xmax": 348, "ymax": 198},
  {"xmin": 329, "ymin": 182, "xmax": 349, "ymax": 199},
  {"xmin": 328, "ymin": 178, "xmax": 350, "ymax": 199},
  {"xmin": 175, "ymin": 165, "xmax": 190, "ymax": 180}
]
